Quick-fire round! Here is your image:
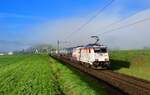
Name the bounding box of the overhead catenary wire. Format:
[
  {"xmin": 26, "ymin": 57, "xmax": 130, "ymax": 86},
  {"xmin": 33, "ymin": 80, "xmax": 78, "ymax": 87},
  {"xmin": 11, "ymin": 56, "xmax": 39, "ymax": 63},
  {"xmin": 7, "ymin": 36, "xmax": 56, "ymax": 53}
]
[
  {"xmin": 74, "ymin": 9, "xmax": 150, "ymax": 44},
  {"xmin": 60, "ymin": 0, "xmax": 150, "ymax": 47},
  {"xmin": 96, "ymin": 10, "xmax": 149, "ymax": 32},
  {"xmin": 77, "ymin": 16, "xmax": 150, "ymax": 45},
  {"xmin": 98, "ymin": 17, "xmax": 150, "ymax": 35},
  {"xmin": 63, "ymin": 1, "xmax": 149, "ymax": 45},
  {"xmin": 62, "ymin": 0, "xmax": 115, "ymax": 41}
]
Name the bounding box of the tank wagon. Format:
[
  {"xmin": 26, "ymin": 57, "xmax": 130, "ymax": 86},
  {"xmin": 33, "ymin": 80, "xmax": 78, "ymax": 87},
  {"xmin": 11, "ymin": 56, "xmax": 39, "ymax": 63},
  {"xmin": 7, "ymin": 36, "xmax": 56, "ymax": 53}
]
[{"xmin": 51, "ymin": 43, "xmax": 110, "ymax": 69}]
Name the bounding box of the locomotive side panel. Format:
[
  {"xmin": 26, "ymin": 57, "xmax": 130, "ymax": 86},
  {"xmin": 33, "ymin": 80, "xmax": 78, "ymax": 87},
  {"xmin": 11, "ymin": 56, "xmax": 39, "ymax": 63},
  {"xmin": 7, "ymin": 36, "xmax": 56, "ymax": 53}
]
[
  {"xmin": 72, "ymin": 48, "xmax": 81, "ymax": 61},
  {"xmin": 80, "ymin": 48, "xmax": 95, "ymax": 65}
]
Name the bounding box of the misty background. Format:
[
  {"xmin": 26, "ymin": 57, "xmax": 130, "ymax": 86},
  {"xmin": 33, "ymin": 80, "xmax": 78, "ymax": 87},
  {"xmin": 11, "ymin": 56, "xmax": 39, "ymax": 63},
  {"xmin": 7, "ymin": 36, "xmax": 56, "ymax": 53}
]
[{"xmin": 0, "ymin": 0, "xmax": 150, "ymax": 52}]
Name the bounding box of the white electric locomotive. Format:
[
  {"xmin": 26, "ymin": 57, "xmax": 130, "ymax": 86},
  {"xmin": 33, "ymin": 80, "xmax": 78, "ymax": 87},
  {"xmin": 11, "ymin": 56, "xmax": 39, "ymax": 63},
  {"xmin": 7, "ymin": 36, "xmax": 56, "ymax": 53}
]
[
  {"xmin": 52, "ymin": 36, "xmax": 110, "ymax": 69},
  {"xmin": 71, "ymin": 44, "xmax": 110, "ymax": 69}
]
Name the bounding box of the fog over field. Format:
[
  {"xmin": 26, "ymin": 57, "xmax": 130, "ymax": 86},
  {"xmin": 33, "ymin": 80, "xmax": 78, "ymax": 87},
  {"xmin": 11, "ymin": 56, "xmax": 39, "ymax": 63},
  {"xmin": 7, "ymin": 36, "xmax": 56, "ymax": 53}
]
[
  {"xmin": 0, "ymin": 0, "xmax": 150, "ymax": 51},
  {"xmin": 23, "ymin": 9, "xmax": 150, "ymax": 50}
]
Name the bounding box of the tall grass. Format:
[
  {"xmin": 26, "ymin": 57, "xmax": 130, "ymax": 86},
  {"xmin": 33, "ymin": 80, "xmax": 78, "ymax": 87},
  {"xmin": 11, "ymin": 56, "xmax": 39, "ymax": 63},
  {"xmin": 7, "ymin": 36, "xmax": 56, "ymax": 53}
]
[
  {"xmin": 49, "ymin": 58, "xmax": 108, "ymax": 95},
  {"xmin": 0, "ymin": 54, "xmax": 108, "ymax": 95},
  {"xmin": 0, "ymin": 54, "xmax": 54, "ymax": 95},
  {"xmin": 110, "ymin": 50, "xmax": 150, "ymax": 80}
]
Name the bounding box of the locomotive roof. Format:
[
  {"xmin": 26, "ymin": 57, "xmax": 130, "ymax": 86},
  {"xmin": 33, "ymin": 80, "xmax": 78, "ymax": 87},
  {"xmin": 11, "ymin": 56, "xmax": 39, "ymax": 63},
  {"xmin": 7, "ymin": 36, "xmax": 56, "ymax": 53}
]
[
  {"xmin": 64, "ymin": 46, "xmax": 83, "ymax": 50},
  {"xmin": 63, "ymin": 44, "xmax": 107, "ymax": 50},
  {"xmin": 84, "ymin": 44, "xmax": 107, "ymax": 48}
]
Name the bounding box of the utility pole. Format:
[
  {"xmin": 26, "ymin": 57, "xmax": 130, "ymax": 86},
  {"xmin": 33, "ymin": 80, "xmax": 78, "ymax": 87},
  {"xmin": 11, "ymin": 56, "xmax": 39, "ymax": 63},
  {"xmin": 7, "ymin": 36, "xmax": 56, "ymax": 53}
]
[
  {"xmin": 57, "ymin": 40, "xmax": 60, "ymax": 54},
  {"xmin": 57, "ymin": 40, "xmax": 70, "ymax": 54}
]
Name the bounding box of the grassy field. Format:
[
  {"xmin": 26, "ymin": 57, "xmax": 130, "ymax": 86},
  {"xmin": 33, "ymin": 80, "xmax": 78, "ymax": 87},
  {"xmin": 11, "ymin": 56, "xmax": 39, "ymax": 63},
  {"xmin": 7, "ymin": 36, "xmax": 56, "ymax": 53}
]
[
  {"xmin": 0, "ymin": 54, "xmax": 108, "ymax": 95},
  {"xmin": 0, "ymin": 54, "xmax": 54, "ymax": 95},
  {"xmin": 110, "ymin": 50, "xmax": 150, "ymax": 81},
  {"xmin": 1, "ymin": 50, "xmax": 149, "ymax": 95}
]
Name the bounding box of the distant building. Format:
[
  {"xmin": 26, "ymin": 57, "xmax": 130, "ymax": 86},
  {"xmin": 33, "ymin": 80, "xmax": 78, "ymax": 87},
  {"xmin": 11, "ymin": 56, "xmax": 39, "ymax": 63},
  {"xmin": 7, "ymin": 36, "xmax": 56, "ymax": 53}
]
[
  {"xmin": 8, "ymin": 52, "xmax": 13, "ymax": 55},
  {"xmin": 35, "ymin": 49, "xmax": 39, "ymax": 54},
  {"xmin": 0, "ymin": 53, "xmax": 4, "ymax": 56}
]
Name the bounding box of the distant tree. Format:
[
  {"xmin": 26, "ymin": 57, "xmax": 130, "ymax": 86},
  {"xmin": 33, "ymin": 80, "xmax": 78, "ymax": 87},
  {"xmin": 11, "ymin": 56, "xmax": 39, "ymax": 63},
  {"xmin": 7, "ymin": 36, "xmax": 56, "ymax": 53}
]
[
  {"xmin": 143, "ymin": 47, "xmax": 150, "ymax": 50},
  {"xmin": 31, "ymin": 44, "xmax": 54, "ymax": 54}
]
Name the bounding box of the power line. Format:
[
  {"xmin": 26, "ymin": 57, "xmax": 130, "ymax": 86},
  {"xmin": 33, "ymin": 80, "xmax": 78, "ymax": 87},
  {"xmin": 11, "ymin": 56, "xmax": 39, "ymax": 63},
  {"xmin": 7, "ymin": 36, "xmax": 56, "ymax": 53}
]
[
  {"xmin": 74, "ymin": 9, "xmax": 150, "ymax": 43},
  {"xmin": 99, "ymin": 17, "xmax": 150, "ymax": 35},
  {"xmin": 63, "ymin": 0, "xmax": 115, "ymax": 40},
  {"xmin": 78, "ymin": 10, "xmax": 150, "ymax": 44},
  {"xmin": 78, "ymin": 16, "xmax": 150, "ymax": 44},
  {"xmin": 97, "ymin": 10, "xmax": 146, "ymax": 32}
]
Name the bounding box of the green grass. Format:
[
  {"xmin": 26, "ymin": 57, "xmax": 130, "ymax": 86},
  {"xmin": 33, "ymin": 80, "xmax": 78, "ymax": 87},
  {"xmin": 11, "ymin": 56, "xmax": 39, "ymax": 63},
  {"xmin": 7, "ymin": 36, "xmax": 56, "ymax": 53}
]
[
  {"xmin": 0, "ymin": 54, "xmax": 108, "ymax": 95},
  {"xmin": 110, "ymin": 50, "xmax": 150, "ymax": 80},
  {"xmin": 0, "ymin": 54, "xmax": 54, "ymax": 95},
  {"xmin": 0, "ymin": 54, "xmax": 28, "ymax": 68},
  {"xmin": 1, "ymin": 51, "xmax": 149, "ymax": 95},
  {"xmin": 49, "ymin": 58, "xmax": 108, "ymax": 95}
]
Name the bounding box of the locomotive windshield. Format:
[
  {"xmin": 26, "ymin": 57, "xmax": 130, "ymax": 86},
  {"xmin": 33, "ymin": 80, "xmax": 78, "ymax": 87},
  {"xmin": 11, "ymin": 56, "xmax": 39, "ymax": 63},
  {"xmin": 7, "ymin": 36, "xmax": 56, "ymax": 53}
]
[{"xmin": 94, "ymin": 47, "xmax": 107, "ymax": 53}]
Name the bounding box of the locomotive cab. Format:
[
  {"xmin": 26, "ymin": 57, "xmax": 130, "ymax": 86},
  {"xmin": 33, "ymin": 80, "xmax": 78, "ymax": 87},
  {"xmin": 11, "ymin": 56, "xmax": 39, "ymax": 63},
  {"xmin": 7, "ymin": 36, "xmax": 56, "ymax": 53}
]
[{"xmin": 93, "ymin": 46, "xmax": 110, "ymax": 68}]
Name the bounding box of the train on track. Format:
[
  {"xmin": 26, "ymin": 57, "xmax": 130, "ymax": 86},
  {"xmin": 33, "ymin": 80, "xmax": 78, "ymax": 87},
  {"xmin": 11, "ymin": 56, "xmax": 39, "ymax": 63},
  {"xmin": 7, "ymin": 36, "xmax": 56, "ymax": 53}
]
[
  {"xmin": 51, "ymin": 36, "xmax": 110, "ymax": 69},
  {"xmin": 51, "ymin": 43, "xmax": 110, "ymax": 69}
]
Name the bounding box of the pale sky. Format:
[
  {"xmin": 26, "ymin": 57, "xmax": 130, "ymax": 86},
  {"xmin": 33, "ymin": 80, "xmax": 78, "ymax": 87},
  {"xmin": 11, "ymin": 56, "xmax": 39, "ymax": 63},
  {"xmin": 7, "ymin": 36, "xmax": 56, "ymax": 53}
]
[{"xmin": 0, "ymin": 0, "xmax": 150, "ymax": 51}]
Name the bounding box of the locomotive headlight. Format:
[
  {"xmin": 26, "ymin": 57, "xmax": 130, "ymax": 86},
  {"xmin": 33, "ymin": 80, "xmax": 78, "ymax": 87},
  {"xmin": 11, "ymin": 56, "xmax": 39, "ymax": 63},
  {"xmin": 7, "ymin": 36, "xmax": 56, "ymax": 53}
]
[
  {"xmin": 95, "ymin": 59, "xmax": 98, "ymax": 61},
  {"xmin": 105, "ymin": 58, "xmax": 109, "ymax": 61}
]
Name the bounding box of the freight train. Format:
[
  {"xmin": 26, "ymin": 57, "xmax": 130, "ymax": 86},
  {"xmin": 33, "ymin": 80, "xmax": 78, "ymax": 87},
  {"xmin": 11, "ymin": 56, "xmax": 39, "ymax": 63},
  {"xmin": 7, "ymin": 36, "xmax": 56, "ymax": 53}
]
[{"xmin": 51, "ymin": 43, "xmax": 110, "ymax": 69}]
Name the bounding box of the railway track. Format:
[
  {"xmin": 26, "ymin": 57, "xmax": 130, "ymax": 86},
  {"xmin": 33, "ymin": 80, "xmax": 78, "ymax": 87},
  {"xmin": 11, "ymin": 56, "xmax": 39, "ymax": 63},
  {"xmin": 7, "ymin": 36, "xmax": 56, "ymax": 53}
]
[{"xmin": 50, "ymin": 55, "xmax": 150, "ymax": 95}]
